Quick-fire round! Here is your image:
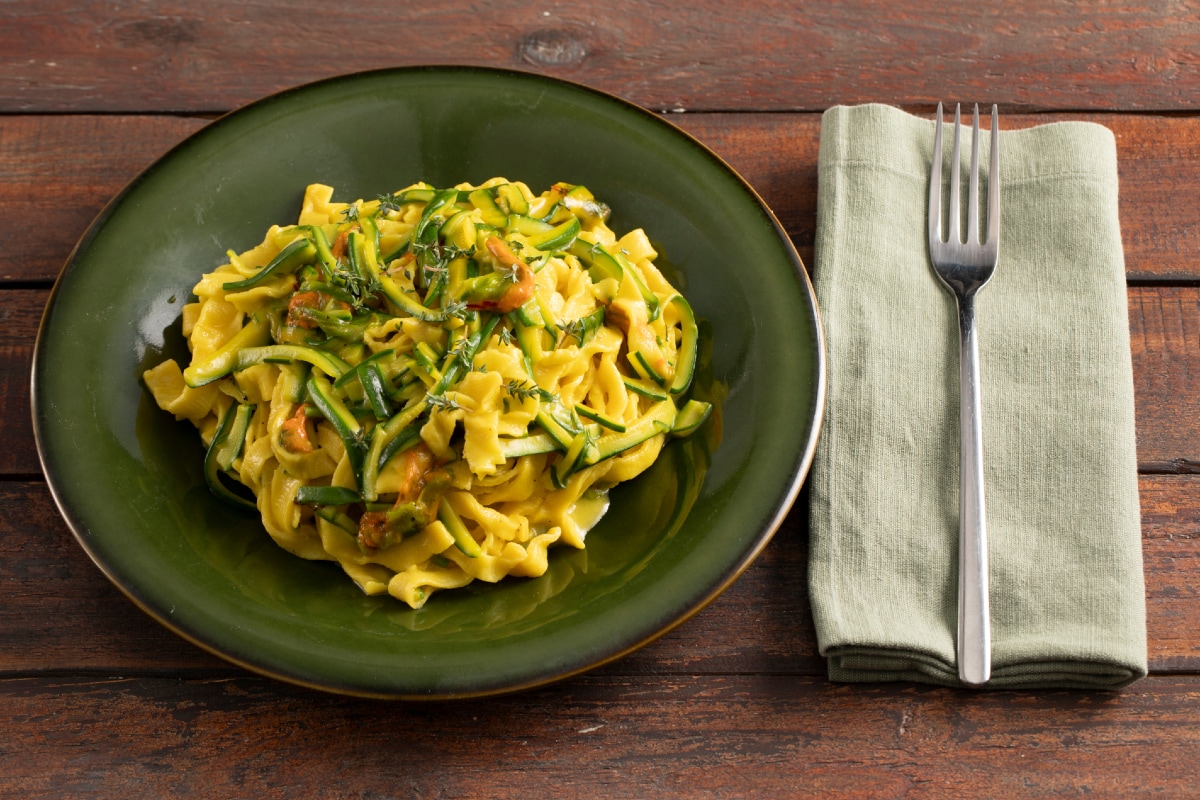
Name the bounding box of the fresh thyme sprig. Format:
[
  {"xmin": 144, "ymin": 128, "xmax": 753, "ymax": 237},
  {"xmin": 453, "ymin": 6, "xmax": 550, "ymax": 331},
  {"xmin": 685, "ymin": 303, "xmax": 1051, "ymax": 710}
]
[
  {"xmin": 412, "ymin": 240, "xmax": 473, "ymax": 286},
  {"xmin": 426, "ymin": 392, "xmax": 462, "ymax": 412},
  {"xmin": 446, "ymin": 337, "xmax": 473, "ymax": 370},
  {"xmin": 559, "ymin": 317, "xmax": 585, "ymax": 346},
  {"xmin": 505, "ymin": 379, "xmax": 553, "ymax": 402},
  {"xmin": 327, "ymin": 259, "xmax": 377, "ymax": 311},
  {"xmin": 441, "ymin": 299, "xmax": 470, "ymax": 321},
  {"xmin": 377, "ymin": 192, "xmax": 404, "ymax": 215}
]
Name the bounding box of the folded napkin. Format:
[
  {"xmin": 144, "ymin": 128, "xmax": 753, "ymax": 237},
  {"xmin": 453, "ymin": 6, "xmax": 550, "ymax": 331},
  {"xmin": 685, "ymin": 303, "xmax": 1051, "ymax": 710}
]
[{"xmin": 808, "ymin": 104, "xmax": 1147, "ymax": 689}]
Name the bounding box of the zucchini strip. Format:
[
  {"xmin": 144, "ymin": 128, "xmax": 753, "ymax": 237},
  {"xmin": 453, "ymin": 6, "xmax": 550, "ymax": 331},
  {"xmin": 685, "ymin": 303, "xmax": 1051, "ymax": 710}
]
[
  {"xmin": 570, "ymin": 240, "xmax": 660, "ymax": 318},
  {"xmin": 497, "ymin": 431, "xmax": 559, "ymax": 459},
  {"xmin": 306, "ymin": 373, "xmax": 365, "ymax": 485},
  {"xmin": 221, "ymin": 238, "xmax": 317, "ymax": 291},
  {"xmin": 574, "ymin": 403, "xmax": 626, "ymax": 433},
  {"xmin": 353, "ymin": 228, "xmax": 449, "ymax": 322},
  {"xmin": 665, "ymin": 294, "xmax": 699, "ymax": 395},
  {"xmin": 235, "ymin": 344, "xmax": 351, "ymax": 380},
  {"xmin": 315, "ymin": 506, "xmax": 359, "ymax": 535},
  {"xmin": 362, "ymin": 398, "xmax": 428, "ymax": 503},
  {"xmin": 296, "ymin": 485, "xmax": 362, "ymax": 506},
  {"xmin": 437, "ymin": 499, "xmax": 482, "ymax": 558},
  {"xmin": 528, "ymin": 216, "xmax": 581, "ymax": 252},
  {"xmin": 586, "ymin": 399, "xmax": 677, "ymax": 466},
  {"xmin": 671, "ymin": 399, "xmax": 712, "ymax": 436},
  {"xmin": 332, "ymin": 348, "xmax": 395, "ymax": 388},
  {"xmin": 203, "ymin": 403, "xmax": 257, "ymax": 511},
  {"xmin": 183, "ymin": 318, "xmax": 272, "ymax": 387}
]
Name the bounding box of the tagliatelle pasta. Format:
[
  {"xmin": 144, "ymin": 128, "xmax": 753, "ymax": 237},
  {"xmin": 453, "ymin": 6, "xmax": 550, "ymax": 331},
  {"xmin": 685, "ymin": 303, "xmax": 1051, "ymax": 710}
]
[{"xmin": 144, "ymin": 178, "xmax": 711, "ymax": 609}]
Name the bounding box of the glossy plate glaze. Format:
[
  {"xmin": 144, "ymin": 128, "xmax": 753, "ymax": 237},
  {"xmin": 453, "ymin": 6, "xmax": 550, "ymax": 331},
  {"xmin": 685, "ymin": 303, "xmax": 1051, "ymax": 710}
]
[{"xmin": 32, "ymin": 67, "xmax": 824, "ymax": 698}]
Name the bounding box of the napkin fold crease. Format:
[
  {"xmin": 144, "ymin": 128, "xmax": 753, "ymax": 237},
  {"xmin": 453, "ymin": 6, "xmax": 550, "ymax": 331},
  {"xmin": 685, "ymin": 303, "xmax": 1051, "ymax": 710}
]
[{"xmin": 808, "ymin": 104, "xmax": 1147, "ymax": 689}]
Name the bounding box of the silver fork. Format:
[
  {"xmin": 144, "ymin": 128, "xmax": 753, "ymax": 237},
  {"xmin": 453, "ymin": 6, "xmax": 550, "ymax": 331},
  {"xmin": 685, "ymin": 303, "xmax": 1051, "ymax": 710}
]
[{"xmin": 928, "ymin": 103, "xmax": 999, "ymax": 687}]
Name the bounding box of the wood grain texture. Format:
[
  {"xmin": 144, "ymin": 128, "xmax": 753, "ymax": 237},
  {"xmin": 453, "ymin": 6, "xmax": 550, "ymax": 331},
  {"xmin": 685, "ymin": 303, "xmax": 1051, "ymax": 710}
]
[
  {"xmin": 2, "ymin": 674, "xmax": 1199, "ymax": 799},
  {"xmin": 3, "ymin": 474, "xmax": 1196, "ymax": 676},
  {"xmin": 1140, "ymin": 475, "xmax": 1200, "ymax": 671},
  {"xmin": 0, "ymin": 290, "xmax": 46, "ymax": 475},
  {"xmin": 6, "ymin": 112, "xmax": 1200, "ymax": 284},
  {"xmin": 2, "ymin": 1, "xmax": 1199, "ymax": 114},
  {"xmin": 0, "ymin": 116, "xmax": 208, "ymax": 283},
  {"xmin": 1128, "ymin": 286, "xmax": 1200, "ymax": 470}
]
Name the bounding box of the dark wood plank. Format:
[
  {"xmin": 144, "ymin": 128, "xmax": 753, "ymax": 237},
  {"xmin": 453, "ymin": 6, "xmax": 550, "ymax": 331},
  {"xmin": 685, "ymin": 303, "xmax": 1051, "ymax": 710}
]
[
  {"xmin": 3, "ymin": 1, "xmax": 1200, "ymax": 114},
  {"xmin": 0, "ymin": 290, "xmax": 47, "ymax": 475},
  {"xmin": 0, "ymin": 116, "xmax": 207, "ymax": 283},
  {"xmin": 1128, "ymin": 286, "xmax": 1200, "ymax": 471},
  {"xmin": 5, "ymin": 113, "xmax": 1199, "ymax": 284},
  {"xmin": 1141, "ymin": 475, "xmax": 1200, "ymax": 671},
  {"xmin": 2, "ymin": 475, "xmax": 1196, "ymax": 675},
  {"xmin": 2, "ymin": 674, "xmax": 1198, "ymax": 798}
]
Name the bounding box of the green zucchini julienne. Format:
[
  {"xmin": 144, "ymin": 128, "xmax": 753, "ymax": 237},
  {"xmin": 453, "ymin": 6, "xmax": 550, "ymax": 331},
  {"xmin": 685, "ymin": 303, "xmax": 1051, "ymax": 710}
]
[
  {"xmin": 439, "ymin": 209, "xmax": 476, "ymax": 251},
  {"xmin": 437, "ymin": 499, "xmax": 482, "ymax": 558},
  {"xmin": 308, "ymin": 225, "xmax": 338, "ymax": 277},
  {"xmin": 332, "ymin": 347, "xmax": 395, "ymax": 389},
  {"xmin": 183, "ymin": 317, "xmax": 272, "ymax": 387},
  {"xmin": 665, "ymin": 294, "xmax": 700, "ymax": 395},
  {"xmin": 367, "ymin": 421, "xmax": 423, "ymax": 497},
  {"xmin": 495, "ymin": 183, "xmax": 530, "ymax": 216},
  {"xmin": 359, "ymin": 362, "xmax": 394, "ymax": 420},
  {"xmin": 468, "ymin": 188, "xmax": 508, "ymax": 228},
  {"xmin": 548, "ymin": 400, "xmax": 678, "ymax": 484},
  {"xmin": 305, "ymin": 373, "xmax": 366, "ymax": 485},
  {"xmin": 362, "ymin": 398, "xmax": 428, "ymax": 503},
  {"xmin": 213, "ymin": 402, "xmax": 255, "ymax": 471},
  {"xmin": 506, "ymin": 214, "xmax": 552, "ymax": 238},
  {"xmin": 221, "ymin": 238, "xmax": 317, "ymax": 292},
  {"xmin": 497, "ymin": 430, "xmax": 559, "ymax": 459},
  {"xmin": 561, "ymin": 184, "xmax": 611, "ymax": 226},
  {"xmin": 586, "ymin": 399, "xmax": 677, "ymax": 465},
  {"xmin": 527, "ymin": 216, "xmax": 581, "ymax": 253},
  {"xmin": 277, "ymin": 362, "xmax": 311, "ymax": 404},
  {"xmin": 234, "ymin": 344, "xmax": 352, "ymax": 381},
  {"xmin": 534, "ymin": 404, "xmax": 579, "ymax": 450},
  {"xmin": 203, "ymin": 402, "xmax": 258, "ymax": 510},
  {"xmin": 560, "ymin": 306, "xmax": 605, "ymax": 348},
  {"xmin": 569, "ymin": 239, "xmax": 660, "ymax": 318},
  {"xmin": 428, "ymin": 313, "xmax": 500, "ymax": 397},
  {"xmin": 552, "ymin": 429, "xmax": 595, "ymax": 488},
  {"xmin": 670, "ymin": 399, "xmax": 713, "ymax": 437},
  {"xmin": 574, "ymin": 403, "xmax": 627, "ymax": 432},
  {"xmin": 295, "ymin": 485, "xmax": 363, "ymax": 506},
  {"xmin": 355, "ymin": 227, "xmax": 450, "ymax": 322},
  {"xmin": 621, "ymin": 374, "xmax": 669, "ymax": 401},
  {"xmin": 315, "ymin": 506, "xmax": 359, "ymax": 535}
]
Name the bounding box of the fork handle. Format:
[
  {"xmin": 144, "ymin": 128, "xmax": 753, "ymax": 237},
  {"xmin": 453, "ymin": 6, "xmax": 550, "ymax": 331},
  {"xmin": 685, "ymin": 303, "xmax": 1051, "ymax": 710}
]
[{"xmin": 956, "ymin": 293, "xmax": 991, "ymax": 687}]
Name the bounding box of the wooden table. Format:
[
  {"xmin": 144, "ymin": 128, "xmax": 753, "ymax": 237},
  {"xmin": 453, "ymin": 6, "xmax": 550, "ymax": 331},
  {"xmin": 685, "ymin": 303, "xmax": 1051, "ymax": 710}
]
[{"xmin": 5, "ymin": 2, "xmax": 1199, "ymax": 796}]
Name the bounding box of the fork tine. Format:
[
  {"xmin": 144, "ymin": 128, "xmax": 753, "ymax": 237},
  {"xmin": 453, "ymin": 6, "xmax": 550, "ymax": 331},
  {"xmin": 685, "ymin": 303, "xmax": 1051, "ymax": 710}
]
[
  {"xmin": 929, "ymin": 102, "xmax": 943, "ymax": 245},
  {"xmin": 967, "ymin": 104, "xmax": 981, "ymax": 244},
  {"xmin": 987, "ymin": 104, "xmax": 1000, "ymax": 247},
  {"xmin": 948, "ymin": 104, "xmax": 962, "ymax": 244}
]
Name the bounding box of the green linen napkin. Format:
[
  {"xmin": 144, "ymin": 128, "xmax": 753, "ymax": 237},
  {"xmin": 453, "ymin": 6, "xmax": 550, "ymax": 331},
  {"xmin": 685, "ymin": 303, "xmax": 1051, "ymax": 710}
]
[{"xmin": 808, "ymin": 103, "xmax": 1147, "ymax": 689}]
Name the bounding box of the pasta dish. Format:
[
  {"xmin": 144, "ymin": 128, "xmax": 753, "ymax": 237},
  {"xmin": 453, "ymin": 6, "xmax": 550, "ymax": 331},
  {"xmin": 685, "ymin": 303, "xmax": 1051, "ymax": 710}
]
[{"xmin": 144, "ymin": 178, "xmax": 710, "ymax": 608}]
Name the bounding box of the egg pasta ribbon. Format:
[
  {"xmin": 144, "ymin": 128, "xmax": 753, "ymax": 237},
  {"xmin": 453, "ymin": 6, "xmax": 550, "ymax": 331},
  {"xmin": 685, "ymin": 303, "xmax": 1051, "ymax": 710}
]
[{"xmin": 144, "ymin": 178, "xmax": 712, "ymax": 608}]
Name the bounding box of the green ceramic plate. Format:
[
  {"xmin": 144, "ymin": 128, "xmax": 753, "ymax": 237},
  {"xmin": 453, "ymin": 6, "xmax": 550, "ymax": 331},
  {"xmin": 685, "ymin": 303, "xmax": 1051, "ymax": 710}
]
[{"xmin": 32, "ymin": 67, "xmax": 824, "ymax": 698}]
